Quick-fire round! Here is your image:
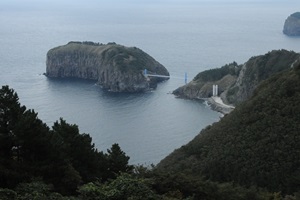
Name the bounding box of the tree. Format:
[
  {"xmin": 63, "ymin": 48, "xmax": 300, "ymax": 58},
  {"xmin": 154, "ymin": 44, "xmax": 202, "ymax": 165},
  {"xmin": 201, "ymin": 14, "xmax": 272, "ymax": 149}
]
[
  {"xmin": 106, "ymin": 143, "xmax": 133, "ymax": 179},
  {"xmin": 78, "ymin": 173, "xmax": 158, "ymax": 200},
  {"xmin": 0, "ymin": 86, "xmax": 41, "ymax": 188},
  {"xmin": 0, "ymin": 86, "xmax": 53, "ymax": 188},
  {"xmin": 0, "ymin": 188, "xmax": 17, "ymax": 200},
  {"xmin": 51, "ymin": 119, "xmax": 109, "ymax": 183},
  {"xmin": 13, "ymin": 109, "xmax": 50, "ymax": 163},
  {"xmin": 0, "ymin": 85, "xmax": 135, "ymax": 195},
  {"xmin": 0, "ymin": 85, "xmax": 26, "ymax": 160}
]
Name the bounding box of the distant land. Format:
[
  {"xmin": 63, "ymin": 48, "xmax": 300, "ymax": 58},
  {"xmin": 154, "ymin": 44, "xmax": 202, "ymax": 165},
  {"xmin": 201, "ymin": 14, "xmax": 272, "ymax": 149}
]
[
  {"xmin": 173, "ymin": 49, "xmax": 300, "ymax": 113},
  {"xmin": 283, "ymin": 12, "xmax": 300, "ymax": 36},
  {"xmin": 46, "ymin": 41, "xmax": 169, "ymax": 92}
]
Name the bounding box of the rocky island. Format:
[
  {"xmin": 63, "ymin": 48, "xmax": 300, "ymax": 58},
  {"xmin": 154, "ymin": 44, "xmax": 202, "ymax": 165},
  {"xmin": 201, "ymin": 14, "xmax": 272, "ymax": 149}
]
[
  {"xmin": 283, "ymin": 12, "xmax": 300, "ymax": 36},
  {"xmin": 173, "ymin": 50, "xmax": 300, "ymax": 113},
  {"xmin": 46, "ymin": 42, "xmax": 169, "ymax": 92}
]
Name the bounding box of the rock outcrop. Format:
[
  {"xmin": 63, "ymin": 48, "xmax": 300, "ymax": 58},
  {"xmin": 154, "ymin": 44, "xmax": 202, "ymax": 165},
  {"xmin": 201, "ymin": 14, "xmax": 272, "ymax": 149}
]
[
  {"xmin": 46, "ymin": 42, "xmax": 169, "ymax": 92},
  {"xmin": 283, "ymin": 12, "xmax": 300, "ymax": 36},
  {"xmin": 226, "ymin": 50, "xmax": 300, "ymax": 105},
  {"xmin": 173, "ymin": 50, "xmax": 300, "ymax": 105},
  {"xmin": 173, "ymin": 62, "xmax": 241, "ymax": 102}
]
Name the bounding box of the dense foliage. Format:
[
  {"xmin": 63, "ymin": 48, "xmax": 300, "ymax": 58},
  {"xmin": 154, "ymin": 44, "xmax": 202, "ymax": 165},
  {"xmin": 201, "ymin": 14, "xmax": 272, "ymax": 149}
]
[
  {"xmin": 226, "ymin": 50, "xmax": 299, "ymax": 105},
  {"xmin": 243, "ymin": 50, "xmax": 299, "ymax": 83},
  {"xmin": 193, "ymin": 62, "xmax": 241, "ymax": 82},
  {"xmin": 158, "ymin": 63, "xmax": 300, "ymax": 196},
  {"xmin": 2, "ymin": 65, "xmax": 300, "ymax": 200},
  {"xmin": 0, "ymin": 85, "xmax": 133, "ymax": 195}
]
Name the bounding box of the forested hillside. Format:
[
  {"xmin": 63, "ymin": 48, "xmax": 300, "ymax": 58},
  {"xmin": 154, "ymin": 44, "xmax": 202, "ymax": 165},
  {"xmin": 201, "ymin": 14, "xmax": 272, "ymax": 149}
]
[
  {"xmin": 158, "ymin": 61, "xmax": 300, "ymax": 196},
  {"xmin": 0, "ymin": 86, "xmax": 289, "ymax": 200},
  {"xmin": 1, "ymin": 60, "xmax": 300, "ymax": 199}
]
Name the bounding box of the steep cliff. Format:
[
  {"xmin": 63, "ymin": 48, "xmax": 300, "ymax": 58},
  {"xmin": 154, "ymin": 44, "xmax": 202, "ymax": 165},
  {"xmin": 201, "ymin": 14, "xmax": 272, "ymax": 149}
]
[
  {"xmin": 226, "ymin": 50, "xmax": 300, "ymax": 104},
  {"xmin": 46, "ymin": 42, "xmax": 169, "ymax": 92},
  {"xmin": 283, "ymin": 12, "xmax": 300, "ymax": 36},
  {"xmin": 173, "ymin": 50, "xmax": 300, "ymax": 105}
]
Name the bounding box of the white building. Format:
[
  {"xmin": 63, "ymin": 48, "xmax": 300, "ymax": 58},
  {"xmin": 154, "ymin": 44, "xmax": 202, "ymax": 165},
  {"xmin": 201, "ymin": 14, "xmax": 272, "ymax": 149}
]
[{"xmin": 213, "ymin": 85, "xmax": 218, "ymax": 96}]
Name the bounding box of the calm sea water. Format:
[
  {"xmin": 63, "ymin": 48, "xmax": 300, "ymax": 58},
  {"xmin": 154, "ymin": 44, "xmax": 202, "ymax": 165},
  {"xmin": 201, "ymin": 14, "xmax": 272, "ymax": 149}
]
[{"xmin": 1, "ymin": 0, "xmax": 300, "ymax": 164}]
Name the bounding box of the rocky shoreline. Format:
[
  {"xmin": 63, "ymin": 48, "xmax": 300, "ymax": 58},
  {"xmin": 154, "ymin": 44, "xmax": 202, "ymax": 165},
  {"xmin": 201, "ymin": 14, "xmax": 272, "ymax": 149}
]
[
  {"xmin": 172, "ymin": 50, "xmax": 300, "ymax": 116},
  {"xmin": 206, "ymin": 96, "xmax": 235, "ymax": 115},
  {"xmin": 173, "ymin": 94, "xmax": 235, "ymax": 115}
]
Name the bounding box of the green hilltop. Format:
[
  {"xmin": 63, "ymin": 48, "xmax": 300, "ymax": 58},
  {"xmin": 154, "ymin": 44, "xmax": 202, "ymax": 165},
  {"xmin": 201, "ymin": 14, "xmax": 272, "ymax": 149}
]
[
  {"xmin": 46, "ymin": 41, "xmax": 169, "ymax": 92},
  {"xmin": 47, "ymin": 41, "xmax": 157, "ymax": 73},
  {"xmin": 158, "ymin": 59, "xmax": 300, "ymax": 195}
]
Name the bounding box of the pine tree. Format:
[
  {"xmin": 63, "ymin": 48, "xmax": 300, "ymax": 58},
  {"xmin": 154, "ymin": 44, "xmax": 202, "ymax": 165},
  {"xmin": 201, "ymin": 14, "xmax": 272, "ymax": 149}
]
[
  {"xmin": 106, "ymin": 143, "xmax": 133, "ymax": 179},
  {"xmin": 0, "ymin": 85, "xmax": 26, "ymax": 160}
]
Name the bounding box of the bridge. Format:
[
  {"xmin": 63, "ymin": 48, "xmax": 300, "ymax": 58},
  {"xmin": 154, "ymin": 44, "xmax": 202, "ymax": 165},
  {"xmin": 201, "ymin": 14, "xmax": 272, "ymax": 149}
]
[{"xmin": 143, "ymin": 69, "xmax": 188, "ymax": 84}]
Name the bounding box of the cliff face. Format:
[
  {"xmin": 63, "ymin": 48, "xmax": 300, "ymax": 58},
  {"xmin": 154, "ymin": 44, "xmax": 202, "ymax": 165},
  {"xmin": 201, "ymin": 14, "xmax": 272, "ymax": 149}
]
[
  {"xmin": 46, "ymin": 42, "xmax": 169, "ymax": 92},
  {"xmin": 283, "ymin": 12, "xmax": 300, "ymax": 36},
  {"xmin": 226, "ymin": 50, "xmax": 300, "ymax": 104},
  {"xmin": 173, "ymin": 50, "xmax": 300, "ymax": 105},
  {"xmin": 173, "ymin": 62, "xmax": 241, "ymax": 102}
]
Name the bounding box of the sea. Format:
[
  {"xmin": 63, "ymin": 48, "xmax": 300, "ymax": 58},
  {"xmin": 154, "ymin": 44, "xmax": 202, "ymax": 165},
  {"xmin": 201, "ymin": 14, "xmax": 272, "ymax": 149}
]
[{"xmin": 0, "ymin": 0, "xmax": 299, "ymax": 165}]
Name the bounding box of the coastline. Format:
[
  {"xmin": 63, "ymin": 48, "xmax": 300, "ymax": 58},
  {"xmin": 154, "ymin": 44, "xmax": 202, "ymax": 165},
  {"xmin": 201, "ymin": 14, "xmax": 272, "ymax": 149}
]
[
  {"xmin": 206, "ymin": 96, "xmax": 235, "ymax": 115},
  {"xmin": 174, "ymin": 94, "xmax": 235, "ymax": 115}
]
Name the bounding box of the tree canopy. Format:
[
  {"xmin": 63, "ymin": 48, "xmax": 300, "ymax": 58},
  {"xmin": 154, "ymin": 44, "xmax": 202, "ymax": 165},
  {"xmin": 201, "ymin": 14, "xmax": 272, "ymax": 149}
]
[
  {"xmin": 2, "ymin": 69, "xmax": 300, "ymax": 200},
  {"xmin": 0, "ymin": 85, "xmax": 132, "ymax": 195},
  {"xmin": 158, "ymin": 63, "xmax": 300, "ymax": 195}
]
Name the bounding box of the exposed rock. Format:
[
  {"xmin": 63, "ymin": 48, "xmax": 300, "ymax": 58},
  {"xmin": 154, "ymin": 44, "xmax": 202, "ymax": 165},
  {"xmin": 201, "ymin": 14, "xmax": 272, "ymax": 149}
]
[
  {"xmin": 173, "ymin": 62, "xmax": 240, "ymax": 101},
  {"xmin": 173, "ymin": 74, "xmax": 237, "ymax": 100},
  {"xmin": 226, "ymin": 50, "xmax": 300, "ymax": 105},
  {"xmin": 46, "ymin": 41, "xmax": 169, "ymax": 92},
  {"xmin": 173, "ymin": 50, "xmax": 300, "ymax": 106},
  {"xmin": 207, "ymin": 97, "xmax": 235, "ymax": 115},
  {"xmin": 283, "ymin": 12, "xmax": 300, "ymax": 36}
]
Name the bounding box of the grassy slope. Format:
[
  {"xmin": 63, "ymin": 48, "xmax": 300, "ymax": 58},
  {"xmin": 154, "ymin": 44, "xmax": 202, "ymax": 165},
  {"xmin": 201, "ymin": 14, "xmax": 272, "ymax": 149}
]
[{"xmin": 158, "ymin": 63, "xmax": 300, "ymax": 194}]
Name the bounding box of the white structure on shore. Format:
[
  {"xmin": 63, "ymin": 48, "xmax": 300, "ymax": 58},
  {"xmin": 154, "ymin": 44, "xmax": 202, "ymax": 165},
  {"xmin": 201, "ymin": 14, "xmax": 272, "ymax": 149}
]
[{"xmin": 212, "ymin": 84, "xmax": 218, "ymax": 96}]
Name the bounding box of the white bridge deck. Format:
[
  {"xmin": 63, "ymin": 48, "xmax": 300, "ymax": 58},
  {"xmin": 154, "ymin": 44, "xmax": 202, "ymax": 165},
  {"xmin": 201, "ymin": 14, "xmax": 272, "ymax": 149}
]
[{"xmin": 143, "ymin": 69, "xmax": 188, "ymax": 84}]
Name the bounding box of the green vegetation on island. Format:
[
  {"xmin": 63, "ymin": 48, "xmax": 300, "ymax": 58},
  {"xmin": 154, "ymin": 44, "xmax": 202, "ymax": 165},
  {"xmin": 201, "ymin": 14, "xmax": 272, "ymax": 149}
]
[
  {"xmin": 46, "ymin": 42, "xmax": 169, "ymax": 92},
  {"xmin": 193, "ymin": 61, "xmax": 241, "ymax": 83}
]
